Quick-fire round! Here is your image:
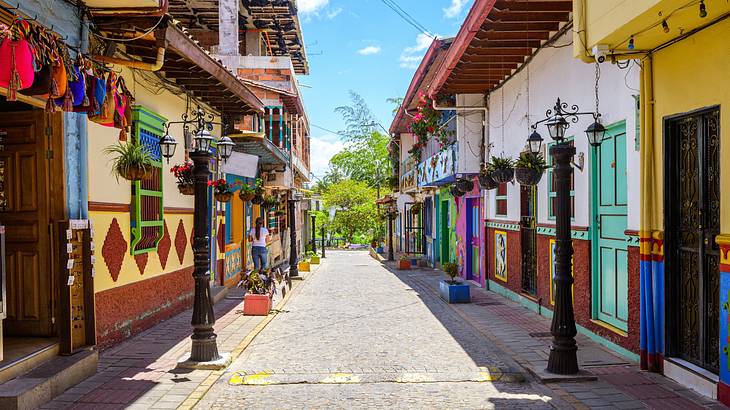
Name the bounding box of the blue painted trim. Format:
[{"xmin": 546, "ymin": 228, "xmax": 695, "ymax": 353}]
[{"xmin": 487, "ymin": 279, "xmax": 640, "ymax": 363}]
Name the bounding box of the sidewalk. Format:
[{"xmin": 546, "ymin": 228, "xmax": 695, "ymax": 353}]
[
  {"xmin": 388, "ymin": 262, "xmax": 728, "ymax": 410},
  {"xmin": 40, "ymin": 263, "xmax": 321, "ymax": 410}
]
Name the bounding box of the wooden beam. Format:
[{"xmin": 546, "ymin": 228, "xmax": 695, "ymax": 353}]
[
  {"xmin": 469, "ymin": 39, "xmax": 542, "ymax": 48},
  {"xmin": 493, "ymin": 1, "xmax": 572, "ymax": 12},
  {"xmin": 488, "ymin": 11, "xmax": 570, "ymax": 22},
  {"xmin": 475, "ymin": 30, "xmax": 550, "ymax": 41},
  {"xmin": 461, "ymin": 54, "xmax": 526, "ymax": 63},
  {"xmin": 480, "ymin": 21, "xmax": 560, "ymax": 32}
]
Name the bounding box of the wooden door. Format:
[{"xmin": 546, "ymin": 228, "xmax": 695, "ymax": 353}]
[
  {"xmin": 466, "ymin": 198, "xmax": 480, "ymax": 281},
  {"xmin": 520, "ymin": 185, "xmax": 537, "ymax": 295},
  {"xmin": 592, "ymin": 123, "xmax": 629, "ymax": 330},
  {"xmin": 0, "ymin": 109, "xmax": 54, "ymax": 336},
  {"xmin": 666, "ymin": 108, "xmax": 720, "ymax": 374}
]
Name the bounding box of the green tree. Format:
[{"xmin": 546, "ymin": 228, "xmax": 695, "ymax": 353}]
[
  {"xmin": 334, "ymin": 91, "xmax": 376, "ymax": 142},
  {"xmin": 322, "ymin": 179, "xmax": 378, "ymax": 244},
  {"xmin": 329, "ymin": 131, "xmax": 391, "ymax": 189}
]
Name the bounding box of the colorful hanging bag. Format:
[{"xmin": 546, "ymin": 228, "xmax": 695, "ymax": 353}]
[
  {"xmin": 89, "ymin": 71, "xmax": 116, "ymax": 127},
  {"xmin": 0, "ymin": 19, "xmax": 36, "ymax": 101}
]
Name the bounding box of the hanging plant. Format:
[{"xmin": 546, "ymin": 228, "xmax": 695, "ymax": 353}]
[
  {"xmin": 238, "ymin": 183, "xmax": 256, "ymax": 201},
  {"xmin": 410, "ymin": 202, "xmax": 422, "ymax": 215},
  {"xmin": 478, "ymin": 167, "xmax": 499, "ymax": 190},
  {"xmin": 209, "ymin": 178, "xmax": 233, "ymax": 202},
  {"xmin": 449, "ymin": 184, "xmax": 465, "ymax": 197},
  {"xmin": 251, "ymin": 194, "xmax": 265, "ymax": 205},
  {"xmin": 514, "ymin": 152, "xmax": 547, "ymax": 186},
  {"xmin": 263, "ymin": 195, "xmax": 279, "ymax": 209},
  {"xmin": 171, "ymin": 161, "xmax": 194, "ymax": 195},
  {"xmin": 488, "ymin": 155, "xmax": 515, "ymax": 184},
  {"xmin": 104, "ymin": 141, "xmax": 153, "ymax": 182},
  {"xmin": 456, "ymin": 178, "xmax": 475, "ymax": 193}
]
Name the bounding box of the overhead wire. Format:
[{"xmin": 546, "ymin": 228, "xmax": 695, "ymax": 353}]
[{"xmin": 379, "ymin": 0, "xmax": 435, "ymax": 38}]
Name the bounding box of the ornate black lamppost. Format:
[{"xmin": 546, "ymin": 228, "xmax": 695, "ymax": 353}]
[
  {"xmin": 320, "ymin": 225, "xmax": 326, "ymax": 259},
  {"xmin": 387, "ymin": 204, "xmax": 396, "ymax": 261},
  {"xmin": 159, "ymin": 108, "xmax": 235, "ymax": 364},
  {"xmin": 529, "ymin": 98, "xmax": 605, "ymax": 375},
  {"xmin": 289, "ymin": 191, "xmax": 303, "ymax": 278}
]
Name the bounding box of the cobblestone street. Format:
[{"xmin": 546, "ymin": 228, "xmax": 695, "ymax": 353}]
[{"xmin": 196, "ymin": 251, "xmax": 555, "ymax": 409}]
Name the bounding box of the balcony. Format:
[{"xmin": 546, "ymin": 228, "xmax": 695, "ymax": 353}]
[{"xmin": 400, "ymin": 143, "xmax": 459, "ymax": 191}]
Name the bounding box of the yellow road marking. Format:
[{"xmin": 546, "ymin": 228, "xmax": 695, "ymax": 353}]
[{"xmin": 229, "ymin": 371, "xmax": 273, "ymax": 385}]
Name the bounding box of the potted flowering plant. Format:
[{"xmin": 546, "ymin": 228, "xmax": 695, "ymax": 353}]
[
  {"xmin": 209, "ymin": 178, "xmax": 233, "ymax": 202},
  {"xmin": 514, "ymin": 152, "xmax": 547, "ymax": 186},
  {"xmin": 488, "ymin": 155, "xmax": 515, "ymax": 184},
  {"xmin": 397, "ymin": 254, "xmax": 411, "ymax": 270},
  {"xmin": 171, "ymin": 161, "xmax": 195, "ymax": 195},
  {"xmin": 439, "ymin": 262, "xmax": 470, "ymax": 303},
  {"xmin": 263, "ymin": 195, "xmax": 279, "ymax": 209},
  {"xmin": 410, "ymin": 202, "xmax": 422, "ymax": 215},
  {"xmin": 238, "ymin": 184, "xmax": 256, "ymax": 201},
  {"xmin": 307, "ymin": 250, "xmax": 320, "ymax": 265},
  {"xmin": 105, "ymin": 141, "xmax": 154, "ymax": 182},
  {"xmin": 240, "ymin": 268, "xmax": 291, "ymax": 316}
]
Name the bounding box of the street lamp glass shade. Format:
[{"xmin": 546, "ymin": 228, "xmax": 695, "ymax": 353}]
[
  {"xmin": 217, "ymin": 135, "xmax": 235, "ymax": 161},
  {"xmin": 546, "ymin": 116, "xmax": 568, "ymax": 141},
  {"xmin": 159, "ymin": 133, "xmax": 178, "ymax": 160},
  {"xmin": 585, "ymin": 120, "xmax": 607, "ymax": 147},
  {"xmin": 194, "ymin": 129, "xmax": 214, "ymax": 153},
  {"xmin": 527, "ymin": 130, "xmax": 543, "ymax": 154}
]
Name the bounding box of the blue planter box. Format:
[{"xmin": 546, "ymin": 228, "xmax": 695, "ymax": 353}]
[
  {"xmin": 376, "ymin": 246, "xmax": 384, "ymax": 254},
  {"xmin": 439, "ymin": 280, "xmax": 471, "ymax": 303}
]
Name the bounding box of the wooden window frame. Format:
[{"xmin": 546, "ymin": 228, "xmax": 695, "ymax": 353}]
[{"xmin": 495, "ymin": 183, "xmax": 508, "ymax": 217}]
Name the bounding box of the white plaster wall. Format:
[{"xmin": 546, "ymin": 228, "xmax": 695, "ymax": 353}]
[
  {"xmin": 455, "ymin": 94, "xmax": 485, "ymax": 175},
  {"xmin": 484, "ymin": 31, "xmax": 641, "ymax": 230}
]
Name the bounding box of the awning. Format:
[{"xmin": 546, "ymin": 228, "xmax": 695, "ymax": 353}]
[
  {"xmin": 229, "ymin": 133, "xmax": 289, "ymax": 172},
  {"xmin": 221, "ymin": 151, "xmax": 259, "ymax": 178},
  {"xmin": 431, "ymin": 0, "xmax": 572, "ymax": 96}
]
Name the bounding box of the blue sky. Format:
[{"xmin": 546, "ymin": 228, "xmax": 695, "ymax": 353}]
[{"xmin": 297, "ymin": 0, "xmax": 473, "ymax": 178}]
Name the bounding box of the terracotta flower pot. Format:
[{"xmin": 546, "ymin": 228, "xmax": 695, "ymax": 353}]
[
  {"xmin": 397, "ymin": 259, "xmax": 411, "ymax": 270},
  {"xmin": 491, "ymin": 167, "xmax": 514, "ymax": 184},
  {"xmin": 215, "ymin": 191, "xmax": 233, "ymax": 203},
  {"xmin": 243, "ymin": 294, "xmax": 271, "ymax": 316},
  {"xmin": 514, "ymin": 167, "xmax": 543, "ymax": 186},
  {"xmin": 178, "ymin": 183, "xmax": 194, "ymax": 196}
]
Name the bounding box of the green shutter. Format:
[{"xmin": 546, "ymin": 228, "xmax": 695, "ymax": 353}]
[{"xmin": 130, "ymin": 106, "xmax": 167, "ymax": 255}]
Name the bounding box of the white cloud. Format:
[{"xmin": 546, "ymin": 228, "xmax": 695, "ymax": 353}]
[
  {"xmin": 399, "ymin": 33, "xmax": 437, "ymax": 69},
  {"xmin": 326, "ymin": 7, "xmax": 343, "ymax": 19},
  {"xmin": 310, "ymin": 134, "xmax": 344, "ymax": 177},
  {"xmin": 358, "ymin": 45, "xmax": 381, "ymax": 56},
  {"xmin": 443, "ymin": 0, "xmax": 470, "ymax": 18},
  {"xmin": 298, "ymin": 0, "xmax": 329, "ymax": 14}
]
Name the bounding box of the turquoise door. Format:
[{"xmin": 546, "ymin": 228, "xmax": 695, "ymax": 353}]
[{"xmin": 592, "ymin": 122, "xmax": 629, "ymax": 330}]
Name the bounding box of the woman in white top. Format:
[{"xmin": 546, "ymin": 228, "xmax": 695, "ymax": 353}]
[{"xmin": 249, "ymin": 217, "xmax": 270, "ymax": 271}]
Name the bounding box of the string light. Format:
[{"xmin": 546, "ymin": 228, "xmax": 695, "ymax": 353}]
[
  {"xmin": 627, "ymin": 36, "xmax": 635, "ymax": 50},
  {"xmin": 661, "ymin": 19, "xmax": 670, "ymax": 33},
  {"xmin": 699, "ymin": 0, "xmax": 707, "ymax": 18}
]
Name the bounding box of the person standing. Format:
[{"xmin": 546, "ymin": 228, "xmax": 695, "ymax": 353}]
[{"xmin": 249, "ymin": 217, "xmax": 270, "ymax": 272}]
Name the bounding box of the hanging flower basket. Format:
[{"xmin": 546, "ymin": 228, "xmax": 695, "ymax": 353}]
[
  {"xmin": 449, "ymin": 185, "xmax": 465, "ymax": 197},
  {"xmin": 251, "ymin": 194, "xmax": 264, "ymax": 205},
  {"xmin": 491, "ymin": 168, "xmax": 514, "ymax": 184},
  {"xmin": 515, "ymin": 167, "xmax": 544, "ymax": 186},
  {"xmin": 178, "ymin": 183, "xmax": 195, "ymax": 196},
  {"xmin": 215, "ymin": 191, "xmax": 233, "ymax": 202},
  {"xmin": 239, "ymin": 191, "xmax": 255, "ymax": 202},
  {"xmin": 456, "ymin": 178, "xmax": 474, "ymax": 193},
  {"xmin": 478, "ymin": 172, "xmax": 499, "ymax": 190},
  {"xmin": 120, "ymin": 165, "xmax": 150, "ymax": 182},
  {"xmin": 411, "ymin": 203, "xmax": 422, "ymax": 214}
]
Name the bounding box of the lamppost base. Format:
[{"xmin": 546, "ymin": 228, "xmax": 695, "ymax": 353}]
[
  {"xmin": 546, "ymin": 339, "xmax": 579, "ymax": 375},
  {"xmin": 177, "ymin": 352, "xmax": 231, "ymax": 370}
]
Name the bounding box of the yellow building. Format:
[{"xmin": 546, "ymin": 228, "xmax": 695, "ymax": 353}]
[{"xmin": 574, "ymin": 0, "xmax": 730, "ymax": 402}]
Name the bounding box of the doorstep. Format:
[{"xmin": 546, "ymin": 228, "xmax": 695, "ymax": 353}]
[{"xmin": 0, "ymin": 349, "xmax": 98, "ymax": 410}]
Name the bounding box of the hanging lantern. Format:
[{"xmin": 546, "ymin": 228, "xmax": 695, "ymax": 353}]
[
  {"xmin": 546, "ymin": 116, "xmax": 568, "ymax": 141},
  {"xmin": 194, "ymin": 129, "xmax": 214, "ymax": 153},
  {"xmin": 159, "ymin": 133, "xmax": 178, "ymax": 163},
  {"xmin": 217, "ymin": 135, "xmax": 235, "ymax": 162},
  {"xmin": 585, "ymin": 120, "xmax": 607, "ymax": 148},
  {"xmin": 527, "ymin": 130, "xmax": 543, "ymax": 154}
]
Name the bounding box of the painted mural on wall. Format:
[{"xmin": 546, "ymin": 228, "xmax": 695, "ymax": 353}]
[
  {"xmin": 495, "ymin": 230, "xmax": 507, "ymax": 282},
  {"xmin": 225, "ymin": 243, "xmax": 242, "ymax": 288},
  {"xmin": 418, "ymin": 144, "xmax": 457, "ymax": 187},
  {"xmin": 401, "ymin": 169, "xmax": 417, "ymax": 191}
]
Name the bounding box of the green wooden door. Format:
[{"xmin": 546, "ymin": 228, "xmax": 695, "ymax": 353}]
[
  {"xmin": 592, "ymin": 122, "xmax": 629, "ymax": 330},
  {"xmin": 441, "ymin": 200, "xmax": 450, "ymax": 263}
]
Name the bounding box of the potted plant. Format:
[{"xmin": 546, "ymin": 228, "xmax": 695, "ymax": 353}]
[
  {"xmin": 275, "ymin": 209, "xmax": 286, "ymax": 217},
  {"xmin": 170, "ymin": 161, "xmax": 195, "ymax": 195},
  {"xmin": 410, "ymin": 202, "xmax": 422, "ymax": 215},
  {"xmin": 478, "ymin": 166, "xmax": 499, "ymax": 190},
  {"xmin": 240, "ymin": 269, "xmax": 279, "ymax": 316},
  {"xmin": 298, "ymin": 257, "xmax": 311, "ymax": 272},
  {"xmin": 449, "ymin": 184, "xmax": 465, "ymax": 197},
  {"xmin": 263, "ymin": 195, "xmax": 279, "ymax": 209},
  {"xmin": 238, "ymin": 183, "xmax": 256, "ymax": 201},
  {"xmin": 488, "ymin": 155, "xmax": 515, "ymax": 184},
  {"xmin": 514, "ymin": 152, "xmax": 547, "ymax": 186},
  {"xmin": 308, "ymin": 250, "xmax": 321, "ymax": 265},
  {"xmin": 456, "ymin": 177, "xmax": 475, "ymax": 193},
  {"xmin": 439, "ymin": 262, "xmax": 470, "ymax": 303},
  {"xmin": 209, "ymin": 178, "xmax": 233, "ymax": 202},
  {"xmin": 104, "ymin": 141, "xmax": 154, "ymax": 182},
  {"xmin": 397, "ymin": 255, "xmax": 411, "ymax": 270}
]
